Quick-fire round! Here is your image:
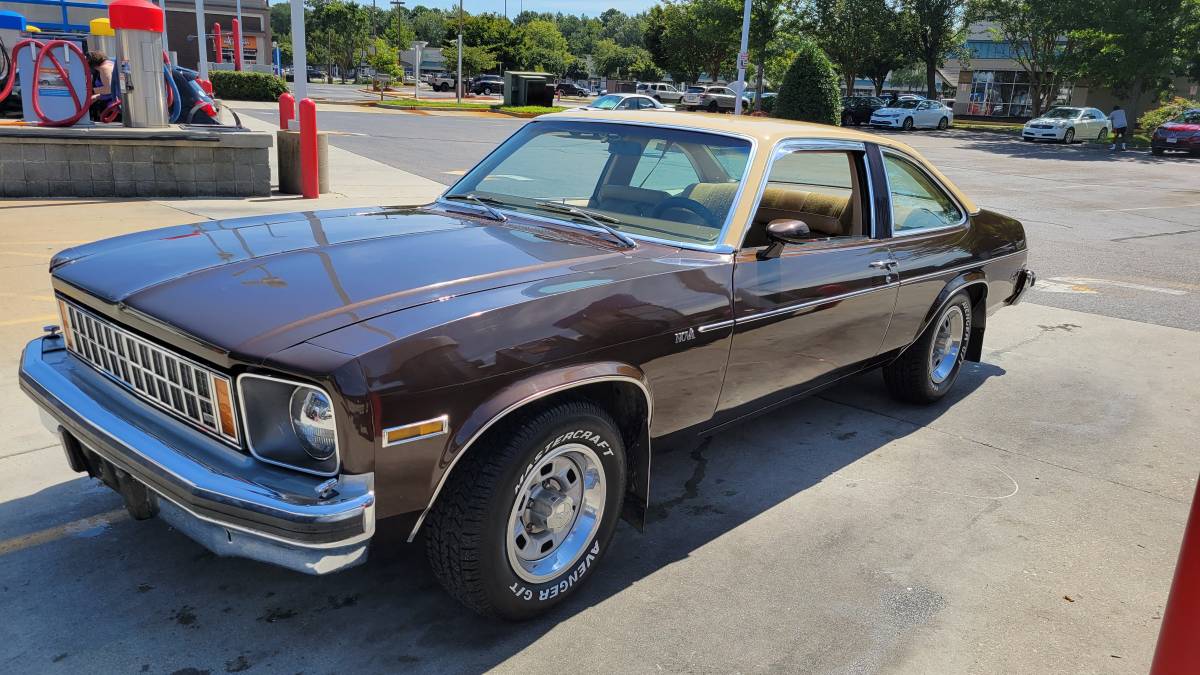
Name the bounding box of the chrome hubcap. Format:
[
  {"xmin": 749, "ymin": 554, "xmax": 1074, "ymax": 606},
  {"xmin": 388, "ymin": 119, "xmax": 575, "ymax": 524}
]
[
  {"xmin": 507, "ymin": 443, "xmax": 606, "ymax": 583},
  {"xmin": 929, "ymin": 306, "xmax": 965, "ymax": 384}
]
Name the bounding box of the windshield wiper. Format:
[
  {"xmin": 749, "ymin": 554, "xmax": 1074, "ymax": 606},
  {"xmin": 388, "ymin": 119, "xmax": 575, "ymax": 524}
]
[
  {"xmin": 531, "ymin": 199, "xmax": 637, "ymax": 249},
  {"xmin": 443, "ymin": 193, "xmax": 508, "ymax": 222}
]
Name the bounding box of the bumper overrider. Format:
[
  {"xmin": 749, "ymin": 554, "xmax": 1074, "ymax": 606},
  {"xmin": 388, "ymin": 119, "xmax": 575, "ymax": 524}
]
[
  {"xmin": 1006, "ymin": 268, "xmax": 1036, "ymax": 305},
  {"xmin": 19, "ymin": 335, "xmax": 375, "ymax": 575}
]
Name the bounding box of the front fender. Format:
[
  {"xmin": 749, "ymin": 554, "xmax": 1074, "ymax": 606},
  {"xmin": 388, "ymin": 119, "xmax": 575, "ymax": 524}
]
[{"xmin": 407, "ymin": 362, "xmax": 653, "ymax": 541}]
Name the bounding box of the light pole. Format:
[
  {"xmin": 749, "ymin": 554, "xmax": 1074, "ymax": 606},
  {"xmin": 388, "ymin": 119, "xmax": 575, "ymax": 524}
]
[
  {"xmin": 390, "ymin": 1, "xmax": 405, "ymax": 84},
  {"xmin": 194, "ymin": 0, "xmax": 208, "ymax": 79},
  {"xmin": 456, "ymin": 0, "xmax": 463, "ymax": 104},
  {"xmin": 290, "ymin": 0, "xmax": 307, "ymax": 124},
  {"xmin": 412, "ymin": 40, "xmax": 427, "ymax": 101},
  {"xmin": 733, "ymin": 0, "xmax": 751, "ymax": 115}
]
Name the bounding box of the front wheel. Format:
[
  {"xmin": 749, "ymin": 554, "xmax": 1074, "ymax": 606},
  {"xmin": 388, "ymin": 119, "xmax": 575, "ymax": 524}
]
[
  {"xmin": 707, "ymin": 101, "xmax": 720, "ymax": 113},
  {"xmin": 482, "ymin": 86, "xmax": 493, "ymax": 95},
  {"xmin": 1063, "ymin": 127, "xmax": 1075, "ymax": 144},
  {"xmin": 902, "ymin": 116, "xmax": 914, "ymax": 131},
  {"xmin": 842, "ymin": 112, "xmax": 854, "ymax": 126},
  {"xmin": 425, "ymin": 400, "xmax": 627, "ymax": 619},
  {"xmin": 883, "ymin": 292, "xmax": 973, "ymax": 404}
]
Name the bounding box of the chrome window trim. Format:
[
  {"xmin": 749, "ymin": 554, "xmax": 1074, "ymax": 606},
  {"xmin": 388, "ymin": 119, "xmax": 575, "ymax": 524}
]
[
  {"xmin": 407, "ymin": 374, "xmax": 653, "ymax": 542},
  {"xmin": 437, "ymin": 117, "xmax": 759, "ymax": 254},
  {"xmin": 734, "ymin": 138, "xmax": 872, "ymax": 250},
  {"xmin": 735, "ymin": 282, "xmax": 900, "ymax": 326},
  {"xmin": 236, "ymin": 372, "xmax": 342, "ymax": 478},
  {"xmin": 60, "ymin": 299, "xmax": 240, "ymax": 447},
  {"xmin": 878, "ymin": 147, "xmax": 972, "ymax": 237},
  {"xmin": 381, "ymin": 414, "xmax": 450, "ymax": 448}
]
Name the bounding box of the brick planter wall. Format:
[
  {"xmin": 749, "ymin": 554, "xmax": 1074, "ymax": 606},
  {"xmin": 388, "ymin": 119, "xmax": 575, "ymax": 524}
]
[{"xmin": 0, "ymin": 127, "xmax": 273, "ymax": 198}]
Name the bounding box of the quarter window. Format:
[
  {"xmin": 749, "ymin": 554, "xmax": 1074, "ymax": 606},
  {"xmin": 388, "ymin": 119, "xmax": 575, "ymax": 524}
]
[{"xmin": 883, "ymin": 154, "xmax": 964, "ymax": 234}]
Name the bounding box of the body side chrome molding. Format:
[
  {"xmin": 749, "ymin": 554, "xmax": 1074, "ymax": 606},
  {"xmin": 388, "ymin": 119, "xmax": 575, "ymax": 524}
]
[
  {"xmin": 735, "ymin": 282, "xmax": 900, "ymax": 326},
  {"xmin": 698, "ymin": 319, "xmax": 735, "ymax": 333},
  {"xmin": 406, "ymin": 374, "xmax": 654, "ymax": 542},
  {"xmin": 898, "ymin": 250, "xmax": 1026, "ymax": 286}
]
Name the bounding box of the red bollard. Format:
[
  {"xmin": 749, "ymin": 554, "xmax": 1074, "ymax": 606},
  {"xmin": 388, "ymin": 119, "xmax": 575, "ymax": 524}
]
[
  {"xmin": 213, "ymin": 23, "xmax": 222, "ymax": 64},
  {"xmin": 1152, "ymin": 479, "xmax": 1200, "ymax": 673},
  {"xmin": 299, "ymin": 98, "xmax": 319, "ymax": 199},
  {"xmin": 232, "ymin": 18, "xmax": 242, "ymax": 72},
  {"xmin": 278, "ymin": 92, "xmax": 294, "ymax": 130}
]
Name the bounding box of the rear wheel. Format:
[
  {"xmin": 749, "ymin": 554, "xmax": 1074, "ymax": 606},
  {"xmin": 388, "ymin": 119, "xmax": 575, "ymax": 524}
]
[
  {"xmin": 937, "ymin": 116, "xmax": 949, "ymax": 130},
  {"xmin": 884, "ymin": 292, "xmax": 973, "ymax": 404},
  {"xmin": 483, "ymin": 86, "xmax": 493, "ymax": 95},
  {"xmin": 1096, "ymin": 127, "xmax": 1109, "ymax": 141},
  {"xmin": 842, "ymin": 112, "xmax": 854, "ymax": 126},
  {"xmin": 1152, "ymin": 147, "xmax": 1165, "ymax": 156},
  {"xmin": 707, "ymin": 101, "xmax": 720, "ymax": 113},
  {"xmin": 425, "ymin": 400, "xmax": 627, "ymax": 620}
]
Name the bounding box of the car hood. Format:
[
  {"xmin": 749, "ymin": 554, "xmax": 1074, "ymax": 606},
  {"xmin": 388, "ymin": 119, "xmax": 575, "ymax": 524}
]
[
  {"xmin": 51, "ymin": 206, "xmax": 650, "ymax": 362},
  {"xmin": 874, "ymin": 107, "xmax": 913, "ymax": 114},
  {"xmin": 1026, "ymin": 117, "xmax": 1072, "ymax": 125}
]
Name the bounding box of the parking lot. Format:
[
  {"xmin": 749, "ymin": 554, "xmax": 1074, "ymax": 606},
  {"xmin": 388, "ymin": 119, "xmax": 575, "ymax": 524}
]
[{"xmin": 1, "ymin": 111, "xmax": 1198, "ymax": 673}]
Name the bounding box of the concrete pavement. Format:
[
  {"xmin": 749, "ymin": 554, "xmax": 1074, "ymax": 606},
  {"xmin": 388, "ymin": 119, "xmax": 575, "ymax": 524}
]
[{"xmin": 0, "ymin": 108, "xmax": 1196, "ymax": 674}]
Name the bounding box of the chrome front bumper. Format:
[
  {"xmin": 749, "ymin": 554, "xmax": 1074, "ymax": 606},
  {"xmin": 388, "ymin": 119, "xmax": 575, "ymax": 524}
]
[{"xmin": 19, "ymin": 335, "xmax": 374, "ymax": 575}]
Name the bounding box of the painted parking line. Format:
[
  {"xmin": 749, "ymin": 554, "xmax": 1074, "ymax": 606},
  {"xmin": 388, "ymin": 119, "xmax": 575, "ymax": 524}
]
[
  {"xmin": 0, "ymin": 314, "xmax": 58, "ymax": 327},
  {"xmin": 1095, "ymin": 203, "xmax": 1200, "ymax": 212},
  {"xmin": 0, "ymin": 250, "xmax": 51, "ymax": 259},
  {"xmin": 1036, "ymin": 277, "xmax": 1188, "ymax": 296},
  {"xmin": 0, "ymin": 509, "xmax": 128, "ymax": 557}
]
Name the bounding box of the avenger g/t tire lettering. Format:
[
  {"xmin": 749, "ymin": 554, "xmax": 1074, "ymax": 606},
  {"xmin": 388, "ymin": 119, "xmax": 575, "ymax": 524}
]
[{"xmin": 425, "ymin": 400, "xmax": 626, "ymax": 619}]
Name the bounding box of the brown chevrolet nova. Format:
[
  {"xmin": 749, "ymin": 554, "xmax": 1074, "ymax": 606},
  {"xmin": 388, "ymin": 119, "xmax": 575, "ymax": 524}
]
[{"xmin": 20, "ymin": 111, "xmax": 1034, "ymax": 619}]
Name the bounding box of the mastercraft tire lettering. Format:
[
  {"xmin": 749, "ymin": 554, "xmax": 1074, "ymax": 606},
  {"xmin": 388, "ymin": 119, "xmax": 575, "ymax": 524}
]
[{"xmin": 425, "ymin": 400, "xmax": 626, "ymax": 619}]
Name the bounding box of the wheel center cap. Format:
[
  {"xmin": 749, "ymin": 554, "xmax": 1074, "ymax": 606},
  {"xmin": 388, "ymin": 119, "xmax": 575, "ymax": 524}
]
[{"xmin": 527, "ymin": 489, "xmax": 575, "ymax": 533}]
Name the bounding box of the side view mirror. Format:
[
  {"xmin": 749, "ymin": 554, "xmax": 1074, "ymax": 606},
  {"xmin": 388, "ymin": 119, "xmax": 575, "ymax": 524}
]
[{"xmin": 758, "ymin": 219, "xmax": 811, "ymax": 260}]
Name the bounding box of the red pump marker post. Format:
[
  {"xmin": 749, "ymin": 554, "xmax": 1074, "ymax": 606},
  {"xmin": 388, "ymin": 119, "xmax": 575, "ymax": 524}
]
[
  {"xmin": 213, "ymin": 23, "xmax": 222, "ymax": 64},
  {"xmin": 299, "ymin": 98, "xmax": 319, "ymax": 199},
  {"xmin": 232, "ymin": 19, "xmax": 242, "ymax": 72},
  {"xmin": 1151, "ymin": 479, "xmax": 1200, "ymax": 674},
  {"xmin": 278, "ymin": 92, "xmax": 294, "ymax": 130}
]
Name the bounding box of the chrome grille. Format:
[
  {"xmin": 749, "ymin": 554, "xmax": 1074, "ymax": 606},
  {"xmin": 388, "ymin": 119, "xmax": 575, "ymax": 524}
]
[{"xmin": 62, "ymin": 301, "xmax": 240, "ymax": 445}]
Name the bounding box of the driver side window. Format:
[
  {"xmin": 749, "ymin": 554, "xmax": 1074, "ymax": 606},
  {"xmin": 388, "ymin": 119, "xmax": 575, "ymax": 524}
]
[
  {"xmin": 883, "ymin": 153, "xmax": 963, "ymax": 233},
  {"xmin": 744, "ymin": 150, "xmax": 867, "ymax": 248}
]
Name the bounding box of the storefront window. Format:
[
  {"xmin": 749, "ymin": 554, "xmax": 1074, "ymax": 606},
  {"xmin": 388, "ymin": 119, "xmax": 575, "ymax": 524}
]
[{"xmin": 966, "ymin": 70, "xmax": 1037, "ymax": 118}]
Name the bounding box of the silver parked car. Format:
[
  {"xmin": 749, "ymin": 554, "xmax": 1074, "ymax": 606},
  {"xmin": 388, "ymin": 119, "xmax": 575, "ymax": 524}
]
[{"xmin": 681, "ymin": 86, "xmax": 750, "ymax": 113}]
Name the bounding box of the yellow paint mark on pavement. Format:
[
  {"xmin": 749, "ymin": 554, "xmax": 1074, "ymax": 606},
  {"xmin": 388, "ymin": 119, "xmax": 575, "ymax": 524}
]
[
  {"xmin": 0, "ymin": 250, "xmax": 51, "ymax": 259},
  {"xmin": 0, "ymin": 509, "xmax": 129, "ymax": 557},
  {"xmin": 5, "ymin": 240, "xmax": 86, "ymax": 246},
  {"xmin": 0, "ymin": 314, "xmax": 58, "ymax": 327},
  {"xmin": 0, "ymin": 291, "xmax": 54, "ymax": 303}
]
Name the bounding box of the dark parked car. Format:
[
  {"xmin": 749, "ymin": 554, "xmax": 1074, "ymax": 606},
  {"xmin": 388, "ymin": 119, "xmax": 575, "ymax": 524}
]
[
  {"xmin": 21, "ymin": 111, "xmax": 1034, "ymax": 620},
  {"xmin": 470, "ymin": 75, "xmax": 504, "ymax": 95},
  {"xmin": 1151, "ymin": 108, "xmax": 1200, "ymax": 156},
  {"xmin": 842, "ymin": 96, "xmax": 886, "ymax": 125},
  {"xmin": 555, "ymin": 82, "xmax": 588, "ymax": 97}
]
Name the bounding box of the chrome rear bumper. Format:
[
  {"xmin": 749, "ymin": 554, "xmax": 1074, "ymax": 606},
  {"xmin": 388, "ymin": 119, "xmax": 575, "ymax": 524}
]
[{"xmin": 19, "ymin": 335, "xmax": 374, "ymax": 575}]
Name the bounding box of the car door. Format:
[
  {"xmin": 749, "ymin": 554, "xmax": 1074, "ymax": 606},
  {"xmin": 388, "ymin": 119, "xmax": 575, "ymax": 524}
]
[
  {"xmin": 914, "ymin": 101, "xmax": 934, "ymax": 127},
  {"xmin": 717, "ymin": 141, "xmax": 898, "ymax": 412},
  {"xmin": 873, "ymin": 147, "xmax": 976, "ymax": 353}
]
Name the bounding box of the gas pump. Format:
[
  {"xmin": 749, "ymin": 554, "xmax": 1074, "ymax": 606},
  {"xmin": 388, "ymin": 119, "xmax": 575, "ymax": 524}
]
[
  {"xmin": 89, "ymin": 18, "xmax": 116, "ymax": 57},
  {"xmin": 109, "ymin": 0, "xmax": 166, "ymax": 128}
]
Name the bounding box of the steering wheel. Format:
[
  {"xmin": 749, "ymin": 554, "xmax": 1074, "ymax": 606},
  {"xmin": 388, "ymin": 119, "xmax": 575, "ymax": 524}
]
[{"xmin": 649, "ymin": 197, "xmax": 718, "ymax": 227}]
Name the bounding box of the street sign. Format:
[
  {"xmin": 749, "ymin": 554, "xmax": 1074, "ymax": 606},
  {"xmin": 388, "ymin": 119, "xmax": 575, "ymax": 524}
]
[{"xmin": 738, "ymin": 50, "xmax": 749, "ymax": 70}]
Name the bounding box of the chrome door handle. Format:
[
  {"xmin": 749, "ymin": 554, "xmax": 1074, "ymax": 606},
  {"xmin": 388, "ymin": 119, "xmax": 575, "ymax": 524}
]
[{"xmin": 870, "ymin": 259, "xmax": 899, "ymax": 270}]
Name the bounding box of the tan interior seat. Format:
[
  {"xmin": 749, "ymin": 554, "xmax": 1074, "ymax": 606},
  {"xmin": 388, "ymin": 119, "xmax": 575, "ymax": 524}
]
[{"xmin": 744, "ymin": 186, "xmax": 855, "ymax": 247}]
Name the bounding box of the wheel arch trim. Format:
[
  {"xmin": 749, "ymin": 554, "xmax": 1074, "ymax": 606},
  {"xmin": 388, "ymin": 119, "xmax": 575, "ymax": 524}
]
[
  {"xmin": 406, "ymin": 365, "xmax": 653, "ymax": 542},
  {"xmin": 894, "ymin": 275, "xmax": 989, "ymax": 362}
]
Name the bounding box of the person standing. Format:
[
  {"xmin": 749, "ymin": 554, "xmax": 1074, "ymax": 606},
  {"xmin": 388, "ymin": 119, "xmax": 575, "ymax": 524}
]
[{"xmin": 1109, "ymin": 105, "xmax": 1129, "ymax": 151}]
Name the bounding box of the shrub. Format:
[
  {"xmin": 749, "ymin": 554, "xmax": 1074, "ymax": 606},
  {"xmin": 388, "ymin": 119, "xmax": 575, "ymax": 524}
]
[
  {"xmin": 772, "ymin": 41, "xmax": 840, "ymax": 125},
  {"xmin": 1138, "ymin": 97, "xmax": 1200, "ymax": 131},
  {"xmin": 759, "ymin": 94, "xmax": 776, "ymax": 115},
  {"xmin": 209, "ymin": 71, "xmax": 289, "ymax": 101}
]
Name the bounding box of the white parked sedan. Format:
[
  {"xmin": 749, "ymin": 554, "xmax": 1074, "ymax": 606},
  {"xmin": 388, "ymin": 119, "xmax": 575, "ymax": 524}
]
[
  {"xmin": 870, "ymin": 99, "xmax": 954, "ymax": 130},
  {"xmin": 576, "ymin": 94, "xmax": 673, "ymax": 111},
  {"xmin": 1022, "ymin": 107, "xmax": 1111, "ymax": 143}
]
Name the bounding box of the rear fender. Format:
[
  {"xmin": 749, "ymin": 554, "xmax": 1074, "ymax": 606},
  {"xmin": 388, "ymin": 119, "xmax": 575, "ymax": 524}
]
[{"xmin": 909, "ymin": 273, "xmax": 989, "ymax": 363}]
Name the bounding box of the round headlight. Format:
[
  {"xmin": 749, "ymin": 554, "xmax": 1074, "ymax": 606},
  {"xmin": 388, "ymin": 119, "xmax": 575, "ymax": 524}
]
[{"xmin": 289, "ymin": 387, "xmax": 336, "ymax": 460}]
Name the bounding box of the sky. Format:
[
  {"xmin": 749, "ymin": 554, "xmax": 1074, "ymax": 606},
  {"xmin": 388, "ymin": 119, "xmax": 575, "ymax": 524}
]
[{"xmin": 270, "ymin": 1, "xmax": 661, "ymax": 18}]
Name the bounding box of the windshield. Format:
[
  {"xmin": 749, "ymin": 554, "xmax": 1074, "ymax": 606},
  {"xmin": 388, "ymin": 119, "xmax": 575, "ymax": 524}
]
[
  {"xmin": 591, "ymin": 95, "xmax": 623, "ymax": 109},
  {"xmin": 893, "ymin": 100, "xmax": 920, "ymax": 109},
  {"xmin": 1042, "ymin": 107, "xmax": 1081, "ymax": 119},
  {"xmin": 446, "ymin": 121, "xmax": 753, "ymax": 247},
  {"xmin": 1173, "ymin": 110, "xmax": 1200, "ymax": 124}
]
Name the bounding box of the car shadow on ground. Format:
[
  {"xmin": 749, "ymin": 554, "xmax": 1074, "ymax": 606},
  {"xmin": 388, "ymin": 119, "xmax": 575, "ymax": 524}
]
[{"xmin": 0, "ymin": 364, "xmax": 1004, "ymax": 673}]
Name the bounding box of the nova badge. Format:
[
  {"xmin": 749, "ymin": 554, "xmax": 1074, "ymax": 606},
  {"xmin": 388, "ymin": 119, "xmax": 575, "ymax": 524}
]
[{"xmin": 674, "ymin": 327, "xmax": 696, "ymax": 344}]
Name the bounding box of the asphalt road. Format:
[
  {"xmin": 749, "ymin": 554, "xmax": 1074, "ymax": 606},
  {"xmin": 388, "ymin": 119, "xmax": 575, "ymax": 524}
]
[{"xmin": 241, "ymin": 107, "xmax": 1200, "ymax": 331}]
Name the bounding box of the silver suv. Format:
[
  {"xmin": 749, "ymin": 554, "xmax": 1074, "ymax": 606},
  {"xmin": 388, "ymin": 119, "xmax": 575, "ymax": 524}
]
[
  {"xmin": 681, "ymin": 86, "xmax": 750, "ymax": 112},
  {"xmin": 637, "ymin": 82, "xmax": 684, "ymax": 104}
]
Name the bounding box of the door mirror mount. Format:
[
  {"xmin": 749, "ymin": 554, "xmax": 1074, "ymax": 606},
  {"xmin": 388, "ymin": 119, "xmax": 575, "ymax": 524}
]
[{"xmin": 758, "ymin": 219, "xmax": 811, "ymax": 260}]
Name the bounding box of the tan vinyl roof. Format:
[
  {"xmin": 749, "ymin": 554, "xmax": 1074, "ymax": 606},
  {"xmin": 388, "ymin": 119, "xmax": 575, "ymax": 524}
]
[{"xmin": 538, "ymin": 109, "xmax": 980, "ymax": 248}]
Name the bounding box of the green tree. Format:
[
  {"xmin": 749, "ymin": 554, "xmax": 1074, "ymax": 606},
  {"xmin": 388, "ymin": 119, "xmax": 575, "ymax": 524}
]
[
  {"xmin": 773, "ymin": 39, "xmax": 842, "ymax": 123},
  {"xmin": 460, "ymin": 44, "xmax": 498, "ymax": 78},
  {"xmin": 271, "ymin": 3, "xmax": 292, "ymax": 37},
  {"xmin": 366, "ymin": 37, "xmax": 400, "ymax": 77},
  {"xmin": 858, "ymin": 0, "xmax": 914, "ymax": 95},
  {"xmin": 517, "ymin": 19, "xmax": 572, "ymax": 74},
  {"xmin": 902, "ymin": 0, "xmax": 968, "ymax": 98},
  {"xmin": 411, "ymin": 7, "xmax": 449, "ymax": 46},
  {"xmin": 971, "ymin": 0, "xmax": 1081, "ymax": 116}
]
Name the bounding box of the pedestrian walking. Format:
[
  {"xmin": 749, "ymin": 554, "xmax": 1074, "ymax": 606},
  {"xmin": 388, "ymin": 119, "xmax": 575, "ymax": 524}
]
[{"xmin": 1109, "ymin": 105, "xmax": 1129, "ymax": 151}]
